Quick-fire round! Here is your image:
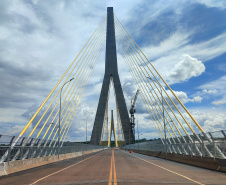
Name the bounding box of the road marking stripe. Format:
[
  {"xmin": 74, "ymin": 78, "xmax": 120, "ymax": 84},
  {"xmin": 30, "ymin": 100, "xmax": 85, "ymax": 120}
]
[
  {"xmin": 30, "ymin": 151, "xmax": 102, "ymax": 185},
  {"xmin": 124, "ymin": 151, "xmax": 205, "ymax": 185},
  {"xmin": 113, "ymin": 150, "xmax": 117, "ymax": 185},
  {"xmin": 108, "ymin": 149, "xmax": 117, "ymax": 185},
  {"xmin": 108, "ymin": 150, "xmax": 113, "ymax": 185}
]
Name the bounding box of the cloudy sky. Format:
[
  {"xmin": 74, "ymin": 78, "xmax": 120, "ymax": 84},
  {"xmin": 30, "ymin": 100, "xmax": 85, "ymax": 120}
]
[{"xmin": 0, "ymin": 0, "xmax": 226, "ymax": 141}]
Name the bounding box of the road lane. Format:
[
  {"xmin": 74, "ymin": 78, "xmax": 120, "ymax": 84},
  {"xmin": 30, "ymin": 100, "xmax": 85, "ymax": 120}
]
[
  {"xmin": 116, "ymin": 150, "xmax": 226, "ymax": 185},
  {"xmin": 0, "ymin": 149, "xmax": 225, "ymax": 185},
  {"xmin": 0, "ymin": 150, "xmax": 110, "ymax": 185},
  {"xmin": 30, "ymin": 151, "xmax": 103, "ymax": 185},
  {"xmin": 32, "ymin": 149, "xmax": 112, "ymax": 185}
]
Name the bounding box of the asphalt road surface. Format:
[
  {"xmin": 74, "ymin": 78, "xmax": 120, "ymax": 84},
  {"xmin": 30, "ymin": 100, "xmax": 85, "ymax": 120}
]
[{"xmin": 0, "ymin": 149, "xmax": 225, "ymax": 185}]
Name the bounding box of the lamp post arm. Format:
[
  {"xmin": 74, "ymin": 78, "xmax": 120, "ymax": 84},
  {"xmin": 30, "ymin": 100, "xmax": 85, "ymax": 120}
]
[{"xmin": 58, "ymin": 78, "xmax": 74, "ymax": 159}]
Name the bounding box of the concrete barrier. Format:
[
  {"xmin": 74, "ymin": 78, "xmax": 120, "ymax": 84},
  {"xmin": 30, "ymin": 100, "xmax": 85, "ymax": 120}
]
[
  {"xmin": 131, "ymin": 149, "xmax": 226, "ymax": 173},
  {"xmin": 0, "ymin": 149, "xmax": 102, "ymax": 176}
]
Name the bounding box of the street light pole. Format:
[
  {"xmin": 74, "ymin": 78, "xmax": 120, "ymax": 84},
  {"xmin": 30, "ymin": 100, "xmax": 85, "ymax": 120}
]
[
  {"xmin": 147, "ymin": 77, "xmax": 167, "ymax": 158},
  {"xmin": 86, "ymin": 112, "xmax": 94, "ymax": 150},
  {"xmin": 58, "ymin": 78, "xmax": 74, "ymax": 159}
]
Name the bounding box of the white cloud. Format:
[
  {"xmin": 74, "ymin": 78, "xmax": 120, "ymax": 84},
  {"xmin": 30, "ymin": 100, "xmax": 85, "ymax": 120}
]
[
  {"xmin": 203, "ymin": 113, "xmax": 226, "ymax": 129},
  {"xmin": 195, "ymin": 77, "xmax": 226, "ymax": 105},
  {"xmin": 167, "ymin": 54, "xmax": 205, "ymax": 83},
  {"xmin": 142, "ymin": 31, "xmax": 192, "ymax": 61},
  {"xmin": 191, "ymin": 96, "xmax": 203, "ymax": 103},
  {"xmin": 192, "ymin": 33, "xmax": 226, "ymax": 61},
  {"xmin": 202, "ymin": 89, "xmax": 218, "ymax": 94},
  {"xmin": 189, "ymin": 108, "xmax": 226, "ymax": 133},
  {"xmin": 160, "ymin": 90, "xmax": 203, "ymax": 105},
  {"xmin": 141, "ymin": 31, "xmax": 226, "ymax": 85},
  {"xmin": 196, "ymin": 0, "xmax": 226, "ymax": 9},
  {"xmin": 199, "ymin": 75, "xmax": 226, "ymax": 96},
  {"xmin": 0, "ymin": 0, "xmax": 106, "ymax": 123},
  {"xmin": 212, "ymin": 96, "xmax": 226, "ymax": 105},
  {"xmin": 169, "ymin": 90, "xmax": 189, "ymax": 104},
  {"xmin": 143, "ymin": 30, "xmax": 226, "ymax": 63}
]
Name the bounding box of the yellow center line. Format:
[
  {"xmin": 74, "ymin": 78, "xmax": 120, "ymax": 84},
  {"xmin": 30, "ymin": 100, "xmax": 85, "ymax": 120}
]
[
  {"xmin": 108, "ymin": 150, "xmax": 113, "ymax": 185},
  {"xmin": 126, "ymin": 151, "xmax": 205, "ymax": 185},
  {"xmin": 113, "ymin": 150, "xmax": 117, "ymax": 185},
  {"xmin": 108, "ymin": 149, "xmax": 117, "ymax": 185}
]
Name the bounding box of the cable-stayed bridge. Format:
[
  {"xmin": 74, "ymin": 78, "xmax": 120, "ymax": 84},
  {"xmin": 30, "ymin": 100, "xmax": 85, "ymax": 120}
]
[{"xmin": 0, "ymin": 7, "xmax": 225, "ymax": 185}]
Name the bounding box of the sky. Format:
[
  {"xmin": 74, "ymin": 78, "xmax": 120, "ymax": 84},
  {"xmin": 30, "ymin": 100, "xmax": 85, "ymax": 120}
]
[{"xmin": 0, "ymin": 0, "xmax": 226, "ymax": 142}]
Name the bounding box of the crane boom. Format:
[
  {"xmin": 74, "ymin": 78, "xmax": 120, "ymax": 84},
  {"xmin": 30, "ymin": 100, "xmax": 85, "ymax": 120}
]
[
  {"xmin": 129, "ymin": 89, "xmax": 139, "ymax": 143},
  {"xmin": 131, "ymin": 90, "xmax": 139, "ymax": 109}
]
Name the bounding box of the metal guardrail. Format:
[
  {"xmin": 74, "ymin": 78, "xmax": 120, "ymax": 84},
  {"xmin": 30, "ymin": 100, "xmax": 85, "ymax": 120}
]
[
  {"xmin": 0, "ymin": 135, "xmax": 105, "ymax": 162},
  {"xmin": 126, "ymin": 130, "xmax": 226, "ymax": 159}
]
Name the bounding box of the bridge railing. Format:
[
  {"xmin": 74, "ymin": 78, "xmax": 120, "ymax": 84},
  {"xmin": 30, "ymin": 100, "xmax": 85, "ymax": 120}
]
[
  {"xmin": 126, "ymin": 130, "xmax": 226, "ymax": 159},
  {"xmin": 0, "ymin": 135, "xmax": 104, "ymax": 162}
]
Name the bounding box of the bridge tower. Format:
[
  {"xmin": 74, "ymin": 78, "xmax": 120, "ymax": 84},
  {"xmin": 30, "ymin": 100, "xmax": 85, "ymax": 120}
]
[
  {"xmin": 108, "ymin": 110, "xmax": 118, "ymax": 147},
  {"xmin": 90, "ymin": 7, "xmax": 134, "ymax": 145}
]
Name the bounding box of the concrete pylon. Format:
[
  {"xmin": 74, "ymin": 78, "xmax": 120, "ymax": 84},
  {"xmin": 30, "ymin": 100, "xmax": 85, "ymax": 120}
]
[
  {"xmin": 108, "ymin": 110, "xmax": 118, "ymax": 147},
  {"xmin": 90, "ymin": 7, "xmax": 134, "ymax": 145}
]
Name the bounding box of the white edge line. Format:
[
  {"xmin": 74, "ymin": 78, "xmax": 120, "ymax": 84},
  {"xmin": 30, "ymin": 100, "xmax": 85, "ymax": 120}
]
[
  {"xmin": 121, "ymin": 150, "xmax": 205, "ymax": 185},
  {"xmin": 30, "ymin": 151, "xmax": 103, "ymax": 185}
]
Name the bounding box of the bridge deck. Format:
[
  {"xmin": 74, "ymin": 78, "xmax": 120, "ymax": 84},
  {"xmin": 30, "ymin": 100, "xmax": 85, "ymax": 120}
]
[{"xmin": 0, "ymin": 149, "xmax": 225, "ymax": 185}]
